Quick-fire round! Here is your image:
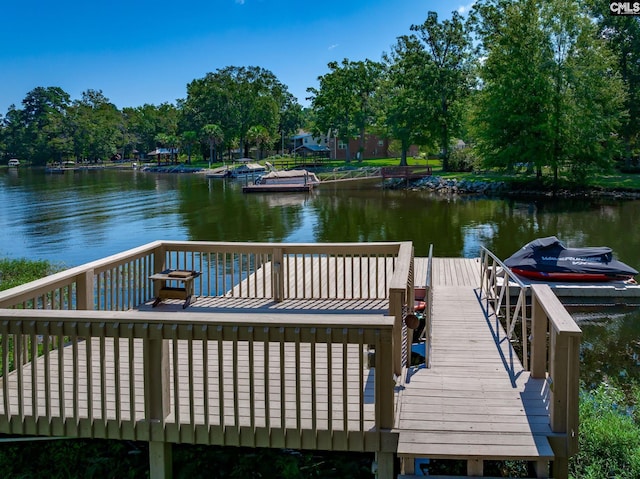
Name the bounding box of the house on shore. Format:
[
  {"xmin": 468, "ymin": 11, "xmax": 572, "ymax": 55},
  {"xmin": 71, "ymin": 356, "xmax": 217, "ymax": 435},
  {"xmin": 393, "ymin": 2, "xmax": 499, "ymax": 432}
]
[{"xmin": 292, "ymin": 131, "xmax": 419, "ymax": 161}]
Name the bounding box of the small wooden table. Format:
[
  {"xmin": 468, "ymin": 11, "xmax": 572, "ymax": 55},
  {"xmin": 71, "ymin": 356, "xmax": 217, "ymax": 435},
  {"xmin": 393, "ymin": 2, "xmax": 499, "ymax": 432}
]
[{"xmin": 149, "ymin": 269, "xmax": 200, "ymax": 309}]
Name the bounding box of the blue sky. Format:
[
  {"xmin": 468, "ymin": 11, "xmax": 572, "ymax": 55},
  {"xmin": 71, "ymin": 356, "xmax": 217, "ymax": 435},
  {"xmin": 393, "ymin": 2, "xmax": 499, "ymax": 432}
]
[{"xmin": 1, "ymin": 1, "xmax": 474, "ymax": 114}]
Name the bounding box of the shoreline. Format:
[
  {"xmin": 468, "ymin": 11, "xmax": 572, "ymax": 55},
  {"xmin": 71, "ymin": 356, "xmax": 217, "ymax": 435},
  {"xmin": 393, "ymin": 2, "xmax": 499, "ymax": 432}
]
[{"xmin": 388, "ymin": 175, "xmax": 640, "ymax": 200}]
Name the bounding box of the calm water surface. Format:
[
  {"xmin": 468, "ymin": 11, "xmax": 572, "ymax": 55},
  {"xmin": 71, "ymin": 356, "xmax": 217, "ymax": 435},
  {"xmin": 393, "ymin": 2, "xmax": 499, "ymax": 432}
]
[{"xmin": 2, "ymin": 167, "xmax": 640, "ymax": 386}]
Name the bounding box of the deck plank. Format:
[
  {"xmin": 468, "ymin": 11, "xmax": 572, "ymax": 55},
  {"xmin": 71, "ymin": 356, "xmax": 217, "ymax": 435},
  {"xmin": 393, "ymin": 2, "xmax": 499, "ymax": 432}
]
[{"xmin": 397, "ymin": 258, "xmax": 553, "ymax": 463}]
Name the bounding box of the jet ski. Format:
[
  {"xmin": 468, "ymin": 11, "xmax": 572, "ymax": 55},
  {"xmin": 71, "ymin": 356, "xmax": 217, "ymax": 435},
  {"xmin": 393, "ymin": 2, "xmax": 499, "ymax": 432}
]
[{"xmin": 503, "ymin": 236, "xmax": 638, "ymax": 282}]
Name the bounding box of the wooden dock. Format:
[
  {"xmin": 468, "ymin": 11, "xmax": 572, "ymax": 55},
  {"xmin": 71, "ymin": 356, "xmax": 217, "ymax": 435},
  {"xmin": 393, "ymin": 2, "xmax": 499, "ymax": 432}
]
[
  {"xmin": 399, "ymin": 258, "xmax": 554, "ymax": 476},
  {"xmin": 0, "ymin": 242, "xmax": 580, "ymax": 478}
]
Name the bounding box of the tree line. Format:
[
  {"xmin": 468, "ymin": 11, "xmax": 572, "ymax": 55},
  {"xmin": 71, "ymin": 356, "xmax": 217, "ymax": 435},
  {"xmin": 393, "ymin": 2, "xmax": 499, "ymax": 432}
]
[{"xmin": 1, "ymin": 0, "xmax": 638, "ymax": 184}]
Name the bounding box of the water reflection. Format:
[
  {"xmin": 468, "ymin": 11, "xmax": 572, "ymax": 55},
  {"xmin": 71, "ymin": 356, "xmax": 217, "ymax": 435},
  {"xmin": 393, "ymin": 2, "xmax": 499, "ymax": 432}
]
[{"xmin": 572, "ymin": 307, "xmax": 640, "ymax": 388}]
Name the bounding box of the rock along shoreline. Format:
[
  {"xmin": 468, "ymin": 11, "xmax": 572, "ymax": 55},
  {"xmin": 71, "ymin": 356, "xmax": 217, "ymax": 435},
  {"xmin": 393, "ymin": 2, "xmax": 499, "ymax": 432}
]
[{"xmin": 384, "ymin": 175, "xmax": 640, "ymax": 200}]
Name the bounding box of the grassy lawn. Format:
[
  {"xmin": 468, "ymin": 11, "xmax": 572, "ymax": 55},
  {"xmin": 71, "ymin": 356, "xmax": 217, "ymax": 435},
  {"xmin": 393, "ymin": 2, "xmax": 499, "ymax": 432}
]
[{"xmin": 139, "ymin": 153, "xmax": 640, "ymax": 191}]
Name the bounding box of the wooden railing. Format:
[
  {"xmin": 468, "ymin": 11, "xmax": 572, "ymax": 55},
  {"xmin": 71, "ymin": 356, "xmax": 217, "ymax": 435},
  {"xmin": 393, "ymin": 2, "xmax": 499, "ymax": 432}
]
[
  {"xmin": 0, "ymin": 241, "xmax": 414, "ymax": 477},
  {"xmin": 530, "ymin": 283, "xmax": 582, "ymax": 477},
  {"xmin": 320, "ymin": 167, "xmax": 381, "ymax": 182},
  {"xmin": 479, "ymin": 247, "xmax": 531, "ymax": 367},
  {"xmin": 0, "ymin": 308, "xmax": 396, "ymax": 446},
  {"xmin": 0, "ymin": 241, "xmax": 409, "ymax": 309},
  {"xmin": 479, "ymin": 247, "xmax": 582, "ymax": 477},
  {"xmin": 420, "ymin": 244, "xmax": 434, "ymax": 367},
  {"xmin": 388, "ymin": 242, "xmax": 414, "ymax": 375}
]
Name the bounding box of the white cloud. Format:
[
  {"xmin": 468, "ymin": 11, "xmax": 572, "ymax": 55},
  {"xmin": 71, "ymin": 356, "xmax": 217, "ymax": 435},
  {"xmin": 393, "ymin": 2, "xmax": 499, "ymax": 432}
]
[
  {"xmin": 457, "ymin": 1, "xmax": 475, "ymax": 15},
  {"xmin": 328, "ymin": 44, "xmax": 339, "ymax": 50}
]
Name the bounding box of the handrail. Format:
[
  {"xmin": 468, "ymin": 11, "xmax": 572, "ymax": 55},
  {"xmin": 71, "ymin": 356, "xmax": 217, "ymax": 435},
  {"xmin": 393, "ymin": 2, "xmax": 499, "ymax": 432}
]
[
  {"xmin": 530, "ymin": 284, "xmax": 582, "ymax": 460},
  {"xmin": 0, "ymin": 241, "xmax": 407, "ymax": 310},
  {"xmin": 421, "ymin": 244, "xmax": 434, "ymax": 367},
  {"xmin": 388, "ymin": 242, "xmax": 414, "ymax": 376},
  {"xmin": 478, "ymin": 247, "xmax": 530, "ymax": 367},
  {"xmin": 0, "ymin": 308, "xmax": 396, "ymax": 446},
  {"xmin": 380, "ymin": 166, "xmax": 433, "ymax": 179},
  {"xmin": 0, "ymin": 239, "xmax": 415, "ymax": 475},
  {"xmin": 322, "ymin": 167, "xmax": 381, "ymax": 182},
  {"xmin": 479, "ymin": 247, "xmax": 582, "ymax": 475}
]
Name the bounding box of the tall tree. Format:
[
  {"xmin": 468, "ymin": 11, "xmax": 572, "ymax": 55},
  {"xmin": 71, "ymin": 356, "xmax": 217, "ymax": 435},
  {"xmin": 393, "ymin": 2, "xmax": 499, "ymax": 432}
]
[
  {"xmin": 586, "ymin": 1, "xmax": 640, "ymax": 168},
  {"xmin": 201, "ymin": 123, "xmax": 224, "ymax": 166},
  {"xmin": 471, "ymin": 0, "xmax": 554, "ymax": 176},
  {"xmin": 307, "ymin": 59, "xmax": 383, "ymax": 162},
  {"xmin": 182, "ymin": 66, "xmax": 293, "ymax": 158},
  {"xmin": 471, "ymin": 0, "xmax": 626, "ymax": 184},
  {"xmin": 377, "ymin": 35, "xmax": 435, "ymax": 166},
  {"xmin": 67, "ymin": 89, "xmax": 122, "ymax": 162},
  {"xmin": 20, "ymin": 86, "xmax": 71, "ymax": 165},
  {"xmin": 409, "ymin": 11, "xmax": 472, "ymax": 171},
  {"xmin": 181, "ymin": 130, "xmax": 198, "ymax": 164},
  {"xmin": 247, "ymin": 125, "xmax": 271, "ymax": 160},
  {"xmin": 123, "ymin": 103, "xmax": 179, "ymax": 157}
]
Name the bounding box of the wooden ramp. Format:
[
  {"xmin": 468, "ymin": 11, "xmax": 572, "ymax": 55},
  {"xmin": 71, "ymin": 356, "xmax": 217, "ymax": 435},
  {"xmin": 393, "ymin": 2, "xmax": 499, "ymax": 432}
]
[{"xmin": 396, "ymin": 258, "xmax": 554, "ymax": 476}]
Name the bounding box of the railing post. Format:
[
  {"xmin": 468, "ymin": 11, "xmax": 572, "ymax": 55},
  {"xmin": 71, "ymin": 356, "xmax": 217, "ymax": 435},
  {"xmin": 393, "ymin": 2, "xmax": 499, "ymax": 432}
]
[
  {"xmin": 374, "ymin": 328, "xmax": 395, "ymax": 430},
  {"xmin": 530, "ymin": 292, "xmax": 548, "ymax": 378},
  {"xmin": 144, "ymin": 332, "xmax": 171, "ymax": 478},
  {"xmin": 153, "ymin": 245, "xmax": 166, "ymax": 298},
  {"xmin": 388, "ymin": 289, "xmax": 404, "ymax": 377},
  {"xmin": 530, "ymin": 284, "xmax": 581, "ymax": 478},
  {"xmin": 272, "ymin": 247, "xmax": 284, "ymax": 302},
  {"xmin": 75, "ymin": 269, "xmax": 94, "ymax": 311}
]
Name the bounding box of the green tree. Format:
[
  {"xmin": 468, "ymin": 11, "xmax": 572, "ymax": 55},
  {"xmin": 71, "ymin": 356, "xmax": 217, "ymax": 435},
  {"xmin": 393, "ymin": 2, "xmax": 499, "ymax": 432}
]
[
  {"xmin": 471, "ymin": 0, "xmax": 554, "ymax": 177},
  {"xmin": 201, "ymin": 124, "xmax": 224, "ymax": 166},
  {"xmin": 19, "ymin": 86, "xmax": 71, "ymax": 165},
  {"xmin": 278, "ymin": 96, "xmax": 304, "ymax": 155},
  {"xmin": 544, "ymin": 0, "xmax": 626, "ymax": 183},
  {"xmin": 586, "ymin": 1, "xmax": 640, "ymax": 168},
  {"xmin": 471, "ymin": 0, "xmax": 626, "ymax": 185},
  {"xmin": 409, "ymin": 11, "xmax": 472, "ymax": 171},
  {"xmin": 182, "ymin": 66, "xmax": 293, "ymax": 158},
  {"xmin": 124, "ymin": 103, "xmax": 179, "ymax": 158},
  {"xmin": 1, "ymin": 106, "xmax": 28, "ymax": 162},
  {"xmin": 377, "ymin": 35, "xmax": 435, "ymax": 166},
  {"xmin": 181, "ymin": 130, "xmax": 198, "ymax": 164},
  {"xmin": 67, "ymin": 89, "xmax": 122, "ymax": 162},
  {"xmin": 247, "ymin": 125, "xmax": 271, "ymax": 160},
  {"xmin": 307, "ymin": 59, "xmax": 383, "ymax": 163}
]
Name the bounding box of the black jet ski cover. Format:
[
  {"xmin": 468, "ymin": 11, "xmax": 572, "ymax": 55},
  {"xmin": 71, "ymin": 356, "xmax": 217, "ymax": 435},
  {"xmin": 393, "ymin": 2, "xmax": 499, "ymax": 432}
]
[{"xmin": 503, "ymin": 236, "xmax": 638, "ymax": 277}]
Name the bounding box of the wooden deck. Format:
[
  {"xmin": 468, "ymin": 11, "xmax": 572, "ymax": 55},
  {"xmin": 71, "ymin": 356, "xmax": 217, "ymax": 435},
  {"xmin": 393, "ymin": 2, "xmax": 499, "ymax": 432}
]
[
  {"xmin": 0, "ymin": 241, "xmax": 579, "ymax": 478},
  {"xmin": 398, "ymin": 258, "xmax": 554, "ymax": 476}
]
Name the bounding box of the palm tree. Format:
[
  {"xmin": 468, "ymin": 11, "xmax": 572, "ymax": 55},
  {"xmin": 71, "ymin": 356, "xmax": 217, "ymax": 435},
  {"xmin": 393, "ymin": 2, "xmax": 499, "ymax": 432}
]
[
  {"xmin": 201, "ymin": 124, "xmax": 224, "ymax": 167},
  {"xmin": 247, "ymin": 125, "xmax": 271, "ymax": 161},
  {"xmin": 181, "ymin": 131, "xmax": 198, "ymax": 164}
]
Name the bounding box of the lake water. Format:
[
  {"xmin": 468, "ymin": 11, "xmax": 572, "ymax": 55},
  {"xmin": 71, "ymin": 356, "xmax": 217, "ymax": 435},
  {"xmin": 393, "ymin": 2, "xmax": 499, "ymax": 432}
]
[{"xmin": 2, "ymin": 167, "xmax": 640, "ymax": 387}]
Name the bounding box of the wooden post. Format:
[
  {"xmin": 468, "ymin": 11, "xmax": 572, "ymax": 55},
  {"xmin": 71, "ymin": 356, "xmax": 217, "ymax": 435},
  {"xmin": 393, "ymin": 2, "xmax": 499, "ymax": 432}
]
[
  {"xmin": 149, "ymin": 441, "xmax": 173, "ymax": 479},
  {"xmin": 272, "ymin": 247, "xmax": 284, "ymax": 303},
  {"xmin": 375, "ymin": 452, "xmax": 394, "ymax": 479},
  {"xmin": 549, "ymin": 330, "xmax": 569, "ymax": 435},
  {"xmin": 551, "ymin": 457, "xmax": 569, "ymax": 479},
  {"xmin": 153, "ymin": 246, "xmax": 166, "ymax": 298},
  {"xmin": 388, "ymin": 289, "xmax": 404, "ymax": 377},
  {"xmin": 144, "ymin": 336, "xmax": 171, "ymax": 478},
  {"xmin": 530, "ymin": 293, "xmax": 548, "ymax": 378},
  {"xmin": 468, "ymin": 458, "xmax": 483, "ymax": 476},
  {"xmin": 375, "ymin": 327, "xmax": 395, "ymax": 430},
  {"xmin": 566, "ymin": 335, "xmax": 580, "ymax": 456},
  {"xmin": 76, "ymin": 269, "xmax": 94, "ymax": 311}
]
